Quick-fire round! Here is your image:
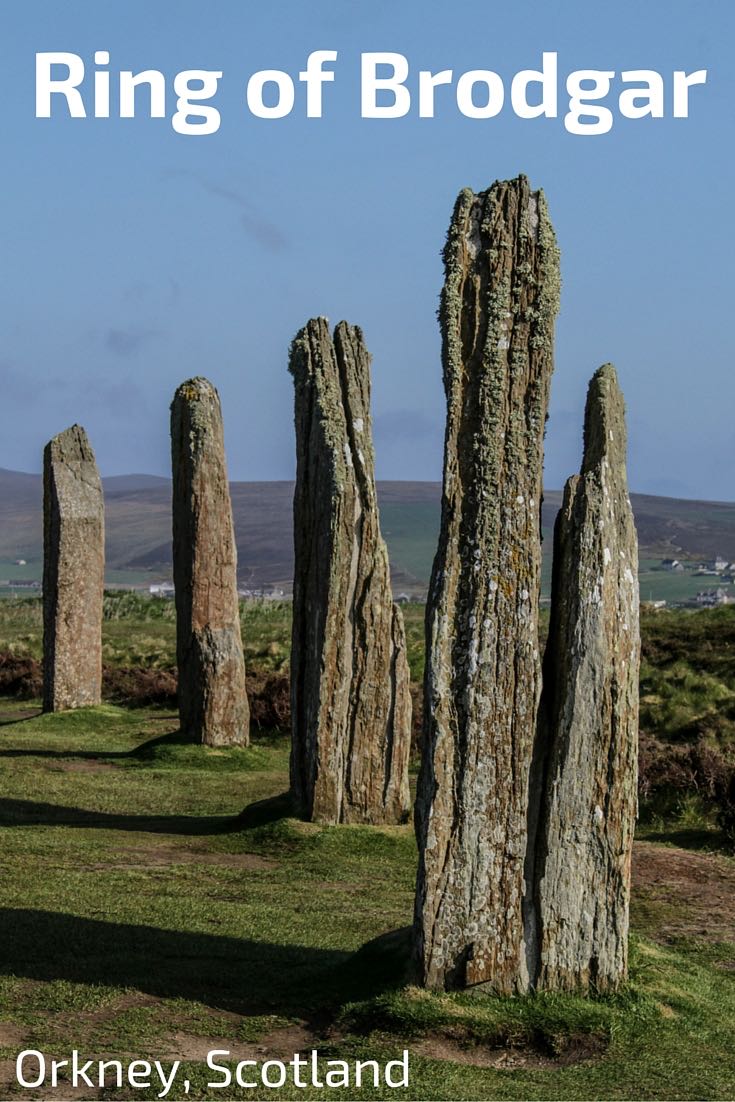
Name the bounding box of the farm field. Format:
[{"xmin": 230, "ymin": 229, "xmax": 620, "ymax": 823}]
[
  {"xmin": 2, "ymin": 470, "xmax": 735, "ymax": 601},
  {"xmin": 637, "ymin": 559, "xmax": 729, "ymax": 606},
  {"xmin": 0, "ymin": 598, "xmax": 734, "ymax": 1097}
]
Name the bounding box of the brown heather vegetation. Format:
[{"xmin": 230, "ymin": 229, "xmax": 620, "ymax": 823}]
[{"xmin": 1, "ymin": 597, "xmax": 734, "ymax": 846}]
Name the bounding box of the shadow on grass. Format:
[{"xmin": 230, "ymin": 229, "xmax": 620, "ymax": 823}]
[
  {"xmin": 237, "ymin": 791, "xmax": 295, "ymax": 828},
  {"xmin": 0, "ymin": 797, "xmax": 239, "ymax": 835},
  {"xmin": 0, "ymin": 722, "xmax": 178, "ymax": 758},
  {"xmin": 0, "ymin": 709, "xmax": 43, "ymax": 728},
  {"xmin": 0, "ymin": 722, "xmax": 279, "ymax": 758},
  {"xmin": 0, "ymin": 793, "xmax": 302, "ymax": 837},
  {"xmin": 639, "ymin": 826, "xmax": 731, "ymax": 852},
  {"xmin": 0, "ymin": 908, "xmax": 407, "ymax": 1017},
  {"xmin": 0, "ymin": 747, "xmax": 136, "ymax": 760},
  {"xmin": 0, "ymin": 726, "xmax": 226, "ymax": 761}
]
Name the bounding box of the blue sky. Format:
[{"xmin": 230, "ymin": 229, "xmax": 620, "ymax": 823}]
[{"xmin": 2, "ymin": 0, "xmax": 733, "ymax": 499}]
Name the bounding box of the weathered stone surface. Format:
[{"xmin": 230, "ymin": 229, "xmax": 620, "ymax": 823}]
[
  {"xmin": 171, "ymin": 377, "xmax": 249, "ymax": 746},
  {"xmin": 289, "ymin": 318, "xmax": 411, "ymax": 825},
  {"xmin": 413, "ymin": 177, "xmax": 560, "ymax": 992},
  {"xmin": 531, "ymin": 364, "xmax": 639, "ymax": 992},
  {"xmin": 43, "ymin": 425, "xmax": 104, "ymax": 712}
]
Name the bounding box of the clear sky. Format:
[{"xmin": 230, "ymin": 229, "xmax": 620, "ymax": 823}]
[{"xmin": 2, "ymin": 0, "xmax": 733, "ymax": 499}]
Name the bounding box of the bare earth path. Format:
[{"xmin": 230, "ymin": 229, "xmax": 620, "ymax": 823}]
[{"xmin": 632, "ymin": 839, "xmax": 735, "ymax": 946}]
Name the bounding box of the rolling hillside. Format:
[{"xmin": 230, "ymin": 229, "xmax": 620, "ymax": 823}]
[{"xmin": 1, "ymin": 467, "xmax": 734, "ymax": 596}]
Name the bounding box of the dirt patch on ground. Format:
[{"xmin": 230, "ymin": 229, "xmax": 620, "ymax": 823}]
[
  {"xmin": 412, "ymin": 1032, "xmax": 606, "ymax": 1070},
  {"xmin": 0, "ymin": 996, "xmax": 161, "ymax": 1099},
  {"xmin": 50, "ymin": 759, "xmax": 121, "ymax": 774},
  {"xmin": 161, "ymin": 1023, "xmax": 316, "ymax": 1063},
  {"xmin": 633, "ymin": 839, "xmax": 735, "ymax": 944},
  {"xmin": 84, "ymin": 843, "xmax": 277, "ymax": 871},
  {"xmin": 0, "ymin": 1021, "xmax": 27, "ymax": 1048},
  {"xmin": 0, "ymin": 707, "xmax": 40, "ymax": 725}
]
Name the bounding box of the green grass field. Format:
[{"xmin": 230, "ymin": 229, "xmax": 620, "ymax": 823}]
[
  {"xmin": 1, "ymin": 703, "xmax": 735, "ymax": 1100},
  {"xmin": 0, "ymin": 599, "xmax": 734, "ymax": 1099}
]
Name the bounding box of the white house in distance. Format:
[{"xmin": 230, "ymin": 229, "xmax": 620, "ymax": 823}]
[
  {"xmin": 709, "ymin": 556, "xmax": 729, "ymax": 573},
  {"xmin": 694, "ymin": 587, "xmax": 734, "ymax": 607},
  {"xmin": 149, "ymin": 582, "xmax": 175, "ymax": 598}
]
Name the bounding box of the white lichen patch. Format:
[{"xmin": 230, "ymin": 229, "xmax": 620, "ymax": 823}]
[
  {"xmin": 466, "ymin": 203, "xmax": 482, "ymax": 259},
  {"xmin": 527, "ymin": 194, "xmax": 539, "ymax": 236}
]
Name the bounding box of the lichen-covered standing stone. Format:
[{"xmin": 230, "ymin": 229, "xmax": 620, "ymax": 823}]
[
  {"xmin": 289, "ymin": 318, "xmax": 411, "ymax": 825},
  {"xmin": 43, "ymin": 424, "xmax": 104, "ymax": 712},
  {"xmin": 171, "ymin": 377, "xmax": 249, "ymax": 746},
  {"xmin": 532, "ymin": 364, "xmax": 639, "ymax": 992},
  {"xmin": 413, "ymin": 177, "xmax": 560, "ymax": 992}
]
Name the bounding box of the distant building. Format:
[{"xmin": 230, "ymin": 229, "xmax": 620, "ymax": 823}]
[
  {"xmin": 693, "ymin": 587, "xmax": 734, "ymax": 607},
  {"xmin": 14, "ymin": 558, "xmax": 27, "ymax": 566},
  {"xmin": 660, "ymin": 558, "xmax": 683, "ymax": 572},
  {"xmin": 238, "ymin": 586, "xmax": 288, "ymax": 600},
  {"xmin": 149, "ymin": 582, "xmax": 175, "ymax": 598},
  {"xmin": 707, "ymin": 557, "xmax": 729, "ymax": 573}
]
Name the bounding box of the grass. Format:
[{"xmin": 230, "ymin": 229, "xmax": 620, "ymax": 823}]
[
  {"xmin": 3, "ymin": 596, "xmax": 735, "ymax": 744},
  {"xmin": 0, "ymin": 700, "xmax": 734, "ymax": 1099},
  {"xmin": 640, "ymin": 605, "xmax": 735, "ymax": 749},
  {"xmin": 0, "ymin": 599, "xmax": 734, "ymax": 1096},
  {"xmin": 0, "ymin": 595, "xmax": 429, "ymax": 683}
]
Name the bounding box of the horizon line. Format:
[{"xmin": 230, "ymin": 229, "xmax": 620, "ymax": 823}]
[{"xmin": 1, "ymin": 466, "xmax": 734, "ymax": 508}]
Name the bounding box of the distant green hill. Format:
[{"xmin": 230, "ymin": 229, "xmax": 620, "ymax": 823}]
[{"xmin": 1, "ymin": 468, "xmax": 734, "ymax": 601}]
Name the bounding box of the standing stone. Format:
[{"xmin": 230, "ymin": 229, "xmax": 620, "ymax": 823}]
[
  {"xmin": 43, "ymin": 425, "xmax": 104, "ymax": 712},
  {"xmin": 171, "ymin": 377, "xmax": 249, "ymax": 746},
  {"xmin": 531, "ymin": 364, "xmax": 639, "ymax": 993},
  {"xmin": 289, "ymin": 318, "xmax": 411, "ymax": 825},
  {"xmin": 413, "ymin": 177, "xmax": 560, "ymax": 992}
]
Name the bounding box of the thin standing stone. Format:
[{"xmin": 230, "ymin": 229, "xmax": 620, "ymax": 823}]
[
  {"xmin": 171, "ymin": 377, "xmax": 249, "ymax": 746},
  {"xmin": 413, "ymin": 176, "xmax": 560, "ymax": 992},
  {"xmin": 289, "ymin": 318, "xmax": 411, "ymax": 825},
  {"xmin": 531, "ymin": 364, "xmax": 639, "ymax": 992},
  {"xmin": 43, "ymin": 424, "xmax": 104, "ymax": 712}
]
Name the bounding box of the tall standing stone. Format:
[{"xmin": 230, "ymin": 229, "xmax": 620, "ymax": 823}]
[
  {"xmin": 413, "ymin": 177, "xmax": 560, "ymax": 992},
  {"xmin": 289, "ymin": 318, "xmax": 411, "ymax": 825},
  {"xmin": 531, "ymin": 364, "xmax": 639, "ymax": 992},
  {"xmin": 43, "ymin": 425, "xmax": 104, "ymax": 712},
  {"xmin": 171, "ymin": 377, "xmax": 249, "ymax": 746}
]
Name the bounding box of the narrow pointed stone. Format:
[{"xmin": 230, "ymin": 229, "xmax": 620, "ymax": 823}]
[
  {"xmin": 43, "ymin": 424, "xmax": 104, "ymax": 712},
  {"xmin": 413, "ymin": 176, "xmax": 560, "ymax": 992},
  {"xmin": 171, "ymin": 377, "xmax": 249, "ymax": 746},
  {"xmin": 532, "ymin": 364, "xmax": 639, "ymax": 992},
  {"xmin": 289, "ymin": 318, "xmax": 411, "ymax": 825}
]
